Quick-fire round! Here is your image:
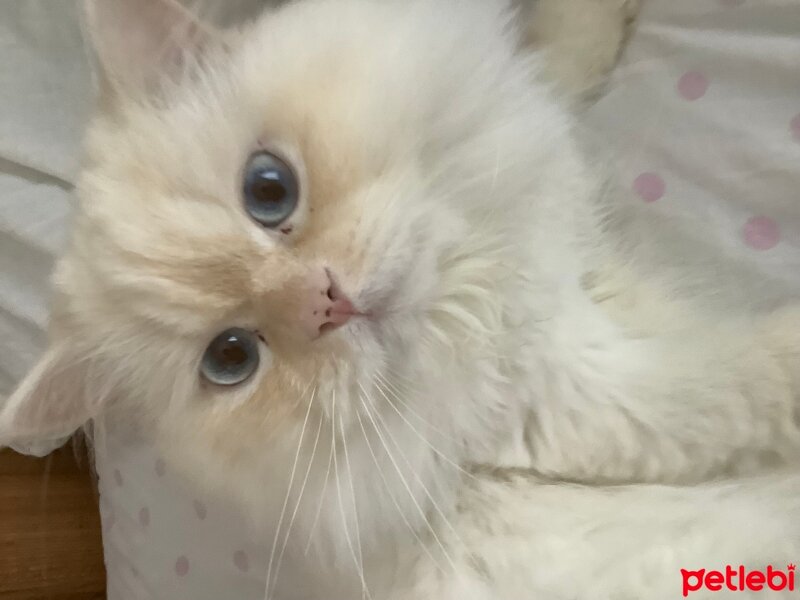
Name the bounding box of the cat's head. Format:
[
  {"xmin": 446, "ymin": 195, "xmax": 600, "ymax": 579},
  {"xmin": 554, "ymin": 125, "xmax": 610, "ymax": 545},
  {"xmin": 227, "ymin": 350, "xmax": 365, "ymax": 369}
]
[{"xmin": 1, "ymin": 0, "xmax": 576, "ymax": 507}]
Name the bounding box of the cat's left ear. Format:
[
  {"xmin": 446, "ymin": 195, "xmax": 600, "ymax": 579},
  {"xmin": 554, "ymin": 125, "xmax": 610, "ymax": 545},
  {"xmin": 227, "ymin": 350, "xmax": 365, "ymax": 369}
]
[
  {"xmin": 82, "ymin": 0, "xmax": 222, "ymax": 100},
  {"xmin": 0, "ymin": 345, "xmax": 104, "ymax": 456}
]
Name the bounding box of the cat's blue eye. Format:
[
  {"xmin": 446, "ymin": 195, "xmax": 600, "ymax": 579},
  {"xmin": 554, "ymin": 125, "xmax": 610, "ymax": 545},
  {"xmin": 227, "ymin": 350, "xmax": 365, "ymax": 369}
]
[
  {"xmin": 243, "ymin": 151, "xmax": 299, "ymax": 228},
  {"xmin": 201, "ymin": 328, "xmax": 260, "ymax": 386}
]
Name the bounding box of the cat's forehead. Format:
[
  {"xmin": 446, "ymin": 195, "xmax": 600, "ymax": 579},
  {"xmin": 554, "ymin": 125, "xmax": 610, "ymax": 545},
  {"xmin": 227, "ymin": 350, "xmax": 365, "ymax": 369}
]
[{"xmin": 86, "ymin": 14, "xmax": 426, "ymax": 207}]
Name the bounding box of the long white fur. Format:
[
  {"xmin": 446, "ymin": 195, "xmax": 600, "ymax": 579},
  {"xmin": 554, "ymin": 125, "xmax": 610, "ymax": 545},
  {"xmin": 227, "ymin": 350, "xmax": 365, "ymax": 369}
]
[
  {"xmin": 1, "ymin": 0, "xmax": 799, "ymax": 598},
  {"xmin": 391, "ymin": 469, "xmax": 800, "ymax": 600}
]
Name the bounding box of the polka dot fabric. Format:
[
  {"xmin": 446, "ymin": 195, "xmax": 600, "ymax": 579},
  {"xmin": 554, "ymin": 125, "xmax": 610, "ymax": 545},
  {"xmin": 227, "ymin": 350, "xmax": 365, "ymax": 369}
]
[
  {"xmin": 95, "ymin": 426, "xmax": 269, "ymax": 600},
  {"xmin": 584, "ymin": 0, "xmax": 800, "ymax": 291},
  {"xmin": 94, "ymin": 1, "xmax": 800, "ymax": 598}
]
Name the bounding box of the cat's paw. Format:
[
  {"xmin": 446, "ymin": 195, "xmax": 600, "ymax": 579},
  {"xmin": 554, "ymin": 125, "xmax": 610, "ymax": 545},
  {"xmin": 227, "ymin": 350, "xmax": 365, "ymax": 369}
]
[{"xmin": 519, "ymin": 0, "xmax": 642, "ymax": 102}]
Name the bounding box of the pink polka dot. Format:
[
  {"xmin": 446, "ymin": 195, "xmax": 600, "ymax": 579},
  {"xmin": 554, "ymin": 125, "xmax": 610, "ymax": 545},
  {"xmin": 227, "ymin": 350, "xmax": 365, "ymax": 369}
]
[
  {"xmin": 790, "ymin": 114, "xmax": 800, "ymax": 142},
  {"xmin": 743, "ymin": 216, "xmax": 780, "ymax": 250},
  {"xmin": 175, "ymin": 556, "xmax": 190, "ymax": 577},
  {"xmin": 155, "ymin": 458, "xmax": 166, "ymax": 477},
  {"xmin": 193, "ymin": 499, "xmax": 207, "ymax": 521},
  {"xmin": 113, "ymin": 469, "xmax": 123, "ymax": 487},
  {"xmin": 633, "ymin": 172, "xmax": 666, "ymax": 203},
  {"xmin": 138, "ymin": 507, "xmax": 150, "ymax": 528},
  {"xmin": 233, "ymin": 550, "xmax": 250, "ymax": 573},
  {"xmin": 677, "ymin": 71, "xmax": 709, "ymax": 101}
]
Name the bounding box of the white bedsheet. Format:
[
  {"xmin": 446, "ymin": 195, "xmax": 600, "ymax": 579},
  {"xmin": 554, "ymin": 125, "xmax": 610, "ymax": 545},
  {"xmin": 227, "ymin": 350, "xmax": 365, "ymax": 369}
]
[
  {"xmin": 1, "ymin": 0, "xmax": 799, "ymax": 598},
  {"xmin": 0, "ymin": 0, "xmax": 88, "ymax": 396}
]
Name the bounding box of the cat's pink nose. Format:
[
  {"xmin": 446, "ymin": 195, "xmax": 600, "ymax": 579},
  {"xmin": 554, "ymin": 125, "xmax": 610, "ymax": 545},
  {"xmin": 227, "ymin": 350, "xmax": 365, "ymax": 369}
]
[{"xmin": 303, "ymin": 269, "xmax": 361, "ymax": 338}]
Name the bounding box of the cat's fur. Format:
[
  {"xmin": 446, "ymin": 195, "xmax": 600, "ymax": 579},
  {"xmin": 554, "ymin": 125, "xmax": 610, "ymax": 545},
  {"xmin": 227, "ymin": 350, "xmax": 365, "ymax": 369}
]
[
  {"xmin": 390, "ymin": 468, "xmax": 800, "ymax": 600},
  {"xmin": 2, "ymin": 0, "xmax": 800, "ymax": 598}
]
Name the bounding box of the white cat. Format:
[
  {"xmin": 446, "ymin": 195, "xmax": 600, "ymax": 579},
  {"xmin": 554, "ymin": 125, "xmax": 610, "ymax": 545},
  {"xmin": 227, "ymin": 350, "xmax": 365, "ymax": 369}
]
[{"xmin": 2, "ymin": 0, "xmax": 799, "ymax": 598}]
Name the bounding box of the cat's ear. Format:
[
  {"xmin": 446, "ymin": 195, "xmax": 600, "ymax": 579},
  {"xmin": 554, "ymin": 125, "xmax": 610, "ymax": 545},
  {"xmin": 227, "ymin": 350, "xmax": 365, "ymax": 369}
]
[
  {"xmin": 0, "ymin": 345, "xmax": 104, "ymax": 456},
  {"xmin": 82, "ymin": 0, "xmax": 220, "ymax": 100}
]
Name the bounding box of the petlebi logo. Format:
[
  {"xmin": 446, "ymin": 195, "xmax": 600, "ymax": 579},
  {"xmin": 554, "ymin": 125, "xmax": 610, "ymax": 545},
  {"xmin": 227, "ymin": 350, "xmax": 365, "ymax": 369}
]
[{"xmin": 681, "ymin": 565, "xmax": 796, "ymax": 596}]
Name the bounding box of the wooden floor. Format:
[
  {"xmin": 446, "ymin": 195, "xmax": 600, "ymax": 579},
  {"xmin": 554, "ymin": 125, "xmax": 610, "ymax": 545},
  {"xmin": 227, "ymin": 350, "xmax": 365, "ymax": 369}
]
[{"xmin": 0, "ymin": 446, "xmax": 106, "ymax": 600}]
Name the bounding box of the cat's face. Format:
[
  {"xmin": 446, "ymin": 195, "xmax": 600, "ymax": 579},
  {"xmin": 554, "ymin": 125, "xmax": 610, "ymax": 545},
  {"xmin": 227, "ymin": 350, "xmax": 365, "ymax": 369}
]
[
  {"xmin": 65, "ymin": 0, "xmax": 468, "ymax": 459},
  {"xmin": 2, "ymin": 0, "xmax": 576, "ymax": 507}
]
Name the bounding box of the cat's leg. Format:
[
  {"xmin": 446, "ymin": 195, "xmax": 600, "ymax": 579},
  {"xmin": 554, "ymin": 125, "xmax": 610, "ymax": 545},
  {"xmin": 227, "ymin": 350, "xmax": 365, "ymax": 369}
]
[
  {"xmin": 393, "ymin": 470, "xmax": 800, "ymax": 599},
  {"xmin": 516, "ymin": 0, "xmax": 641, "ymax": 101},
  {"xmin": 456, "ymin": 470, "xmax": 800, "ymax": 599},
  {"xmin": 523, "ymin": 278, "xmax": 800, "ymax": 484}
]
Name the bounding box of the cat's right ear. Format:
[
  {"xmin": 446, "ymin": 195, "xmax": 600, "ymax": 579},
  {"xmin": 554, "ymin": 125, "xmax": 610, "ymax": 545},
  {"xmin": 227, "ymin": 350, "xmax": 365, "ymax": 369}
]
[
  {"xmin": 82, "ymin": 0, "xmax": 221, "ymax": 101},
  {"xmin": 0, "ymin": 344, "xmax": 106, "ymax": 457}
]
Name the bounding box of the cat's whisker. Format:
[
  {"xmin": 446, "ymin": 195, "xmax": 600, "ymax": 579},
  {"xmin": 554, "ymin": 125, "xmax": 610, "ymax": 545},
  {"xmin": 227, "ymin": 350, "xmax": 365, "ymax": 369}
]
[
  {"xmin": 357, "ymin": 382, "xmax": 460, "ymax": 575},
  {"xmin": 375, "ymin": 367, "xmax": 411, "ymax": 392},
  {"xmin": 374, "ymin": 367, "xmax": 421, "ymax": 398},
  {"xmin": 334, "ymin": 404, "xmax": 372, "ymax": 600},
  {"xmin": 374, "ymin": 373, "xmax": 452, "ymax": 501},
  {"xmin": 272, "ymin": 387, "xmax": 322, "ymax": 596},
  {"xmin": 339, "ymin": 412, "xmax": 369, "ymax": 600},
  {"xmin": 366, "ymin": 378, "xmax": 477, "ymax": 482},
  {"xmin": 264, "ymin": 382, "xmax": 316, "ymax": 600},
  {"xmin": 367, "ymin": 380, "xmax": 471, "ymax": 562},
  {"xmin": 354, "ymin": 393, "xmax": 444, "ymax": 573},
  {"xmin": 380, "ymin": 367, "xmax": 454, "ymax": 402},
  {"xmin": 284, "ymin": 377, "xmax": 317, "ymax": 418},
  {"xmin": 377, "ymin": 375, "xmax": 458, "ymax": 441},
  {"xmin": 374, "ymin": 371, "xmax": 461, "ymax": 446},
  {"xmin": 303, "ymin": 420, "xmax": 335, "ymax": 557}
]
